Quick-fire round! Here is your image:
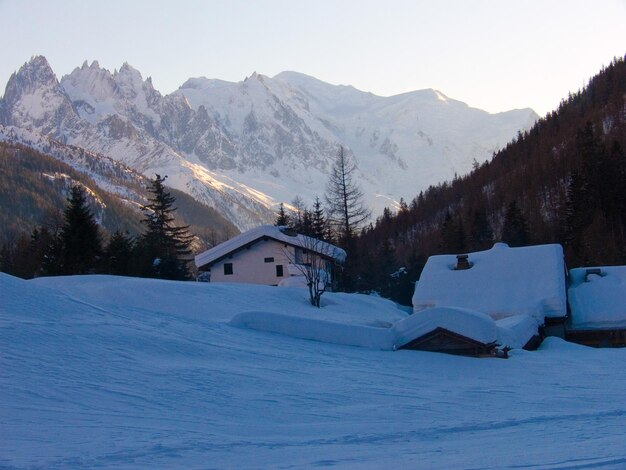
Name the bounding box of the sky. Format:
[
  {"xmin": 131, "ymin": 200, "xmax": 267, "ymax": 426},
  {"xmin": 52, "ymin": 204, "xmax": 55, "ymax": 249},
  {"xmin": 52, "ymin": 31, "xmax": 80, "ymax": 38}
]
[{"xmin": 1, "ymin": 0, "xmax": 624, "ymax": 116}]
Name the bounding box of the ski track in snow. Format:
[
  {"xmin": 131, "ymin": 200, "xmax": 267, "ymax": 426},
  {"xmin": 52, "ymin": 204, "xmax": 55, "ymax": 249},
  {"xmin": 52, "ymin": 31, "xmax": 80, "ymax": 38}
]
[{"xmin": 1, "ymin": 274, "xmax": 626, "ymax": 469}]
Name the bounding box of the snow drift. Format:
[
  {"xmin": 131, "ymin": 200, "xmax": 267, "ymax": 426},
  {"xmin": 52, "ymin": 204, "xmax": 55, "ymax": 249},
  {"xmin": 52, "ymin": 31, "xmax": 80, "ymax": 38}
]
[{"xmin": 2, "ymin": 273, "xmax": 626, "ymax": 469}]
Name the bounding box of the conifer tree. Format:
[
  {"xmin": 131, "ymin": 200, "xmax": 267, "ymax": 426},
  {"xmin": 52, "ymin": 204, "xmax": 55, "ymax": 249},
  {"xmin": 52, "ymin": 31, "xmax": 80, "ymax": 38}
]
[
  {"xmin": 32, "ymin": 226, "xmax": 60, "ymax": 277},
  {"xmin": 469, "ymin": 208, "xmax": 494, "ymax": 250},
  {"xmin": 137, "ymin": 175, "xmax": 194, "ymax": 280},
  {"xmin": 501, "ymin": 201, "xmax": 530, "ymax": 247},
  {"xmin": 311, "ymin": 196, "xmax": 327, "ymax": 240},
  {"xmin": 439, "ymin": 211, "xmax": 466, "ymax": 253},
  {"xmin": 275, "ymin": 203, "xmax": 290, "ymax": 227},
  {"xmin": 0, "ymin": 233, "xmax": 32, "ymax": 279},
  {"xmin": 300, "ymin": 209, "xmax": 314, "ymax": 237},
  {"xmin": 102, "ymin": 231, "xmax": 135, "ymax": 276},
  {"xmin": 57, "ymin": 185, "xmax": 102, "ymax": 275}
]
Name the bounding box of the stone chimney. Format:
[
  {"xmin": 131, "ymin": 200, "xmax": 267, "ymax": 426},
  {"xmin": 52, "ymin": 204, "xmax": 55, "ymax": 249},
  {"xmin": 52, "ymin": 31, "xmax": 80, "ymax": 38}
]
[
  {"xmin": 584, "ymin": 268, "xmax": 602, "ymax": 281},
  {"xmin": 455, "ymin": 254, "xmax": 471, "ymax": 270}
]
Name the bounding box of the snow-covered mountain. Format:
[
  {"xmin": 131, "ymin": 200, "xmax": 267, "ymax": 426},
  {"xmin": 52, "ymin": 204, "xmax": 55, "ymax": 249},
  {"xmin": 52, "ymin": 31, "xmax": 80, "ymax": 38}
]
[
  {"xmin": 0, "ymin": 57, "xmax": 274, "ymax": 230},
  {"xmin": 0, "ymin": 56, "xmax": 538, "ymax": 229}
]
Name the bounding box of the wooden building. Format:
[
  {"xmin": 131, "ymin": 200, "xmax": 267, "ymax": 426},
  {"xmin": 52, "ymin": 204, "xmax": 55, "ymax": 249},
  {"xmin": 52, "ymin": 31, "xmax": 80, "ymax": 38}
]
[
  {"xmin": 392, "ymin": 306, "xmax": 500, "ymax": 357},
  {"xmin": 398, "ymin": 327, "xmax": 497, "ymax": 357},
  {"xmin": 566, "ymin": 266, "xmax": 626, "ymax": 347}
]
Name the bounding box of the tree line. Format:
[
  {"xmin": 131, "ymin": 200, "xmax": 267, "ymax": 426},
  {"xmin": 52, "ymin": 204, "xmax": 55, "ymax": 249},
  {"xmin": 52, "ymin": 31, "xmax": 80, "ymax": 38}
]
[
  {"xmin": 273, "ymin": 145, "xmax": 373, "ymax": 293},
  {"xmin": 347, "ymin": 55, "xmax": 626, "ymax": 304},
  {"xmin": 1, "ymin": 175, "xmax": 194, "ymax": 280}
]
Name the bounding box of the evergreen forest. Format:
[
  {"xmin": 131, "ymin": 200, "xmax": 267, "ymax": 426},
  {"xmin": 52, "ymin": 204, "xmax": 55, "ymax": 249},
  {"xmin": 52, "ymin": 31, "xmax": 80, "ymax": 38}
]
[{"xmin": 348, "ymin": 56, "xmax": 626, "ymax": 304}]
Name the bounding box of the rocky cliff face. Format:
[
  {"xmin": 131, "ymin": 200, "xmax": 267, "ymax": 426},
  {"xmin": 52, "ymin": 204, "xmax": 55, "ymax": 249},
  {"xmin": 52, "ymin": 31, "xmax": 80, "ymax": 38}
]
[{"xmin": 1, "ymin": 56, "xmax": 538, "ymax": 229}]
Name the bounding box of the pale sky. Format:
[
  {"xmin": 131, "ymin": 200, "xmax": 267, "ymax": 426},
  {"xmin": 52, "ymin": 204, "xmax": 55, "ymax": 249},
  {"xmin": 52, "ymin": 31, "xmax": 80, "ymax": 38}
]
[{"xmin": 1, "ymin": 0, "xmax": 624, "ymax": 116}]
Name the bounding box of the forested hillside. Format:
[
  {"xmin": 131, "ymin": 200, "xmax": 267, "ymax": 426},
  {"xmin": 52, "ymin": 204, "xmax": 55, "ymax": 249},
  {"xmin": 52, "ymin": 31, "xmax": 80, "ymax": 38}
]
[
  {"xmin": 0, "ymin": 142, "xmax": 143, "ymax": 241},
  {"xmin": 0, "ymin": 141, "xmax": 239, "ymax": 247},
  {"xmin": 353, "ymin": 56, "xmax": 626, "ymax": 302}
]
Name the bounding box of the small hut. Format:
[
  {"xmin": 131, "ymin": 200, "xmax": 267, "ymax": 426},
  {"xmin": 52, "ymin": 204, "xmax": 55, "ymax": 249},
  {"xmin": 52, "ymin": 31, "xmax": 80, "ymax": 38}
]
[
  {"xmin": 566, "ymin": 266, "xmax": 626, "ymax": 347},
  {"xmin": 392, "ymin": 307, "xmax": 498, "ymax": 357}
]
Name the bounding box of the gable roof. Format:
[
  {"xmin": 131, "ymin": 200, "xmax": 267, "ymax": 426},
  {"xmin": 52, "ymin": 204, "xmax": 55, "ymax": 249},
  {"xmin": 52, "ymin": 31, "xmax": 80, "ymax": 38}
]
[
  {"xmin": 568, "ymin": 266, "xmax": 626, "ymax": 330},
  {"xmin": 195, "ymin": 225, "xmax": 346, "ymax": 270},
  {"xmin": 412, "ymin": 243, "xmax": 567, "ymax": 321},
  {"xmin": 393, "ymin": 306, "xmax": 498, "ymax": 348}
]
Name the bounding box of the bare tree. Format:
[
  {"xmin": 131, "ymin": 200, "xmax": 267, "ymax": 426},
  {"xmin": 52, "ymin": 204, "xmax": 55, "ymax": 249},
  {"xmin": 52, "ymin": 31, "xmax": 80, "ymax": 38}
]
[
  {"xmin": 290, "ymin": 196, "xmax": 306, "ymax": 231},
  {"xmin": 325, "ymin": 146, "xmax": 371, "ymax": 245},
  {"xmin": 283, "ymin": 235, "xmax": 345, "ymax": 308}
]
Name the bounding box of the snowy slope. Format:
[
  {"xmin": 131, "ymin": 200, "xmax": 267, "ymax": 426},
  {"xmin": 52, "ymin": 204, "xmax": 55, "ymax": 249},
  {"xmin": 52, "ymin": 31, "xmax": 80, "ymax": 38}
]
[
  {"xmin": 177, "ymin": 71, "xmax": 538, "ymax": 214},
  {"xmin": 2, "ymin": 273, "xmax": 626, "ymax": 469}
]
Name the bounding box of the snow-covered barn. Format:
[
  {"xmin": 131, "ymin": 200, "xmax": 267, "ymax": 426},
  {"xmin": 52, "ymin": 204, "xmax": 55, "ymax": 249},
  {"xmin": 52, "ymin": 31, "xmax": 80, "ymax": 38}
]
[
  {"xmin": 412, "ymin": 242, "xmax": 567, "ymax": 321},
  {"xmin": 393, "ymin": 307, "xmax": 499, "ymax": 356},
  {"xmin": 566, "ymin": 266, "xmax": 626, "ymax": 347},
  {"xmin": 403, "ymin": 243, "xmax": 568, "ymax": 355},
  {"xmin": 194, "ymin": 225, "xmax": 346, "ymax": 287}
]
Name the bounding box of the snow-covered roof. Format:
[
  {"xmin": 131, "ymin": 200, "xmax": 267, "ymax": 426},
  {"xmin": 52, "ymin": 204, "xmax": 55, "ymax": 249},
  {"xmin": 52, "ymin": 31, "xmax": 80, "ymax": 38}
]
[
  {"xmin": 412, "ymin": 243, "xmax": 567, "ymax": 321},
  {"xmin": 568, "ymin": 266, "xmax": 626, "ymax": 330},
  {"xmin": 496, "ymin": 315, "xmax": 541, "ymax": 350},
  {"xmin": 195, "ymin": 225, "xmax": 346, "ymax": 269},
  {"xmin": 393, "ymin": 307, "xmax": 498, "ymax": 347}
]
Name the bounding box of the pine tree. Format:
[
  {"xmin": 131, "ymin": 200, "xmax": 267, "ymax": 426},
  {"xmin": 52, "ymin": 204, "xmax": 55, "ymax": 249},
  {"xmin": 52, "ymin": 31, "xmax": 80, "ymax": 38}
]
[
  {"xmin": 469, "ymin": 208, "xmax": 494, "ymax": 250},
  {"xmin": 311, "ymin": 196, "xmax": 327, "ymax": 240},
  {"xmin": 102, "ymin": 231, "xmax": 135, "ymax": 276},
  {"xmin": 0, "ymin": 233, "xmax": 32, "ymax": 279},
  {"xmin": 275, "ymin": 203, "xmax": 290, "ymax": 227},
  {"xmin": 501, "ymin": 201, "xmax": 530, "ymax": 247},
  {"xmin": 300, "ymin": 209, "xmax": 314, "ymax": 237},
  {"xmin": 32, "ymin": 226, "xmax": 60, "ymax": 277},
  {"xmin": 57, "ymin": 185, "xmax": 102, "ymax": 275},
  {"xmin": 439, "ymin": 211, "xmax": 466, "ymax": 253},
  {"xmin": 137, "ymin": 175, "xmax": 194, "ymax": 280}
]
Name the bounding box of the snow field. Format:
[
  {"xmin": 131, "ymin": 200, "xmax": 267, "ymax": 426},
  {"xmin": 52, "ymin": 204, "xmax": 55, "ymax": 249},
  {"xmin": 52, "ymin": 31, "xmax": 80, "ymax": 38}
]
[{"xmin": 1, "ymin": 274, "xmax": 626, "ymax": 469}]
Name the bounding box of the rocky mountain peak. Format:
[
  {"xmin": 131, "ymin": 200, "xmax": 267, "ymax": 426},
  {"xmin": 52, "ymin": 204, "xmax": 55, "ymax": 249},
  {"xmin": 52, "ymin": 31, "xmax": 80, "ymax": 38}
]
[
  {"xmin": 80, "ymin": 60, "xmax": 101, "ymax": 70},
  {"xmin": 0, "ymin": 56, "xmax": 82, "ymax": 135},
  {"xmin": 3, "ymin": 56, "xmax": 58, "ymax": 101},
  {"xmin": 113, "ymin": 62, "xmax": 145, "ymax": 99}
]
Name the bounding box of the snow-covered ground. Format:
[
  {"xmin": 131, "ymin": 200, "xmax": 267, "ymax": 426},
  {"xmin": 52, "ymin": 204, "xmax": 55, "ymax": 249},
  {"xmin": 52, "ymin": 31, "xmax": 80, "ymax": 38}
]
[{"xmin": 2, "ymin": 274, "xmax": 626, "ymax": 469}]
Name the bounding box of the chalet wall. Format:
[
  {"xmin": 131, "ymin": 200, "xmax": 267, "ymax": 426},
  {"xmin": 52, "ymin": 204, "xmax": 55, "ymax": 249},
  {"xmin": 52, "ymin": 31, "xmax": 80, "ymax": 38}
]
[{"xmin": 209, "ymin": 239, "xmax": 294, "ymax": 285}]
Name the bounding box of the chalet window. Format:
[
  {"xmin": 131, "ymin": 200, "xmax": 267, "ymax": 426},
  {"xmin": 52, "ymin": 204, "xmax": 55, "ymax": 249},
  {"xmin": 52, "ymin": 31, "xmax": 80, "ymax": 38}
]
[
  {"xmin": 264, "ymin": 257, "xmax": 274, "ymax": 263},
  {"xmin": 295, "ymin": 248, "xmax": 304, "ymax": 264},
  {"xmin": 276, "ymin": 265, "xmax": 284, "ymax": 277},
  {"xmin": 224, "ymin": 263, "xmax": 233, "ymax": 275}
]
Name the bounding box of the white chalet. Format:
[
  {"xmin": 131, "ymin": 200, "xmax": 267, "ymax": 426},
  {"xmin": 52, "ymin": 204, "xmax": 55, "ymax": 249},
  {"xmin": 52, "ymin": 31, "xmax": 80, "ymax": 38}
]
[{"xmin": 194, "ymin": 225, "xmax": 346, "ymax": 286}]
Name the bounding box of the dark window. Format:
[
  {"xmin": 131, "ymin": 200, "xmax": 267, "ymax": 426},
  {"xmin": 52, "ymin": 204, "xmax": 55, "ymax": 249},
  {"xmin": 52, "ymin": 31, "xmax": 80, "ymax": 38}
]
[
  {"xmin": 224, "ymin": 263, "xmax": 233, "ymax": 275},
  {"xmin": 264, "ymin": 257, "xmax": 274, "ymax": 263},
  {"xmin": 276, "ymin": 265, "xmax": 284, "ymax": 277}
]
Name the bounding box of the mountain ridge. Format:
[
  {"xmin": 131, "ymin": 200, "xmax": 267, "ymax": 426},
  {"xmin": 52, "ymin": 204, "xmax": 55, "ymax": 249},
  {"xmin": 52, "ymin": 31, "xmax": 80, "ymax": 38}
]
[{"xmin": 1, "ymin": 56, "xmax": 538, "ymax": 230}]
